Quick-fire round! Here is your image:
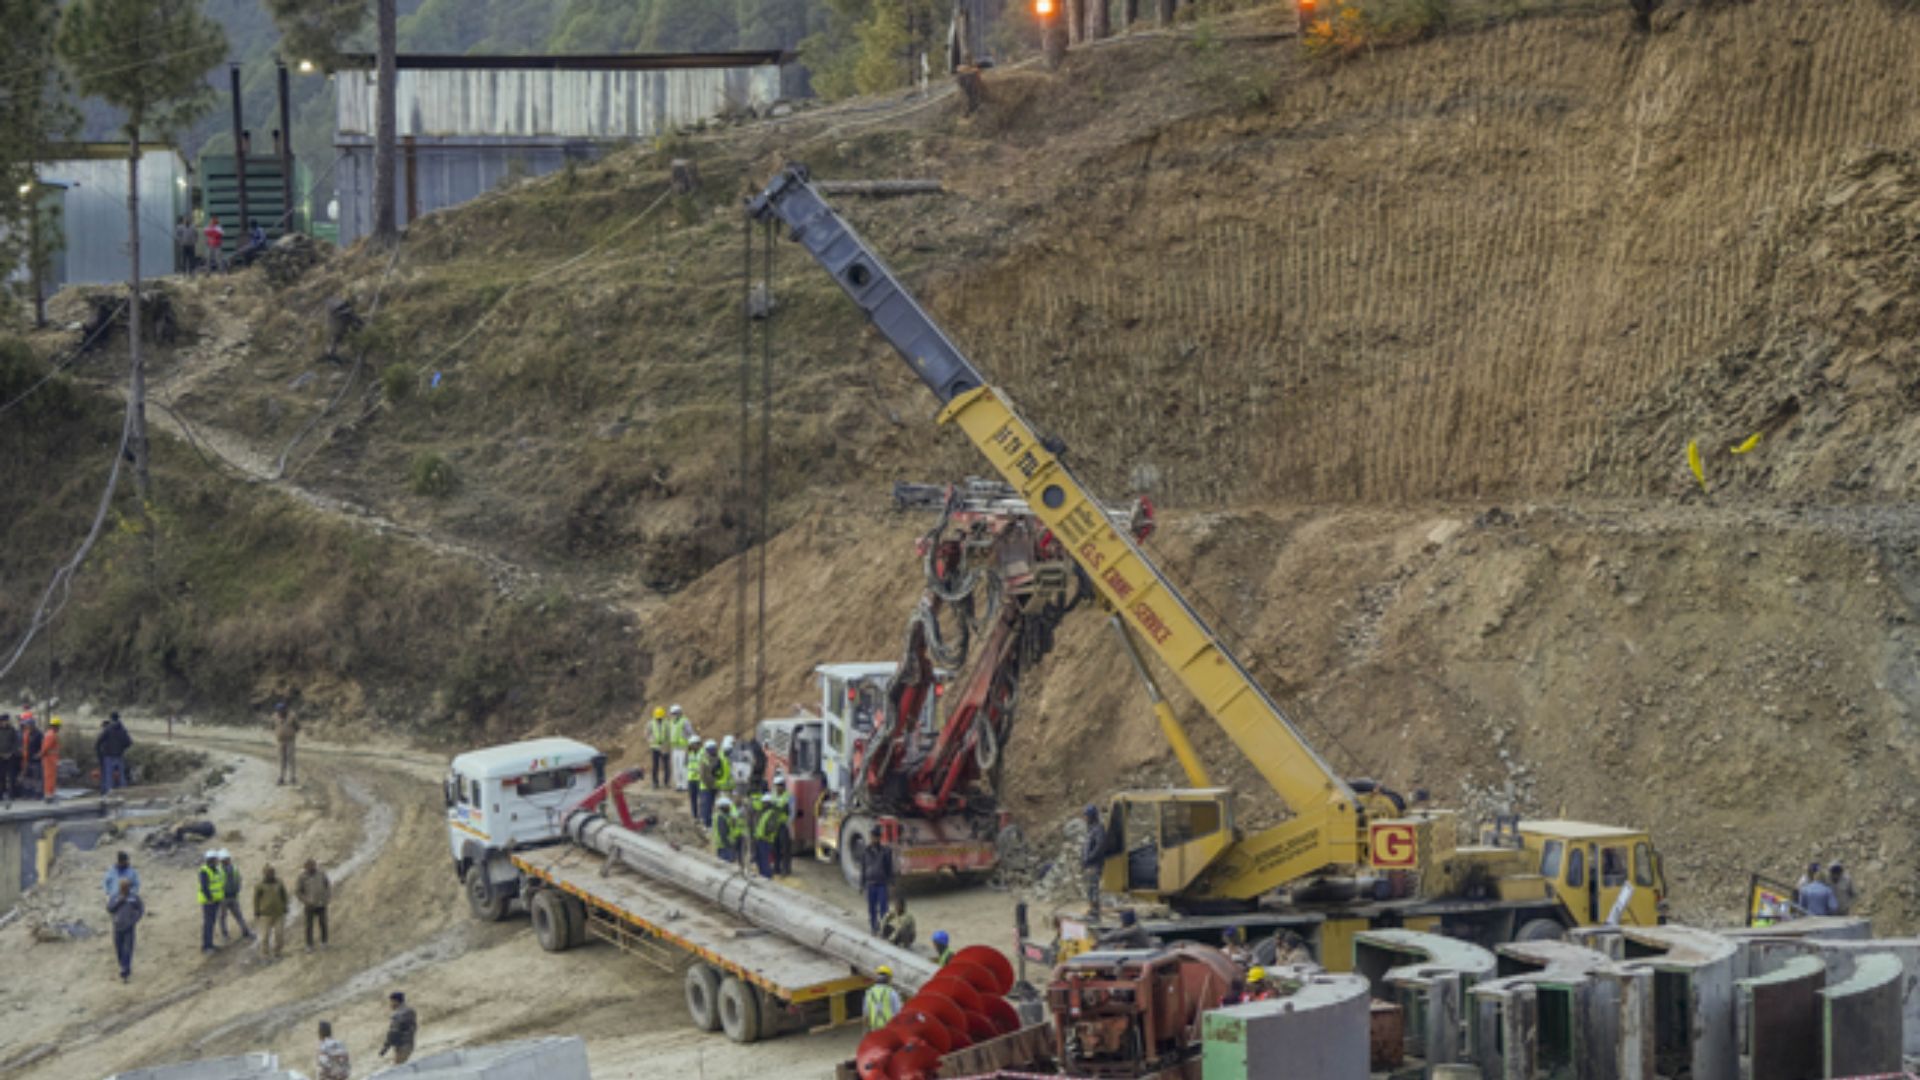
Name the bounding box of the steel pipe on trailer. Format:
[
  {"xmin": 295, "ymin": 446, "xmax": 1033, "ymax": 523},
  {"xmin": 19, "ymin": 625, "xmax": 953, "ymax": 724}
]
[{"xmin": 565, "ymin": 811, "xmax": 939, "ymax": 991}]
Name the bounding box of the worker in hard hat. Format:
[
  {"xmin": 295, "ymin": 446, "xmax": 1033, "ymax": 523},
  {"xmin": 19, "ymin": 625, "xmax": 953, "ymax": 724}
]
[
  {"xmin": 198, "ymin": 850, "xmax": 226, "ymax": 954},
  {"xmin": 712, "ymin": 796, "xmax": 745, "ymax": 865},
  {"xmin": 769, "ymin": 772, "xmax": 793, "ymax": 876},
  {"xmin": 648, "ymin": 707, "xmax": 670, "ymax": 789},
  {"xmin": 864, "ymin": 965, "xmax": 901, "ymax": 1030},
  {"xmin": 667, "ymin": 705, "xmax": 693, "ymax": 792},
  {"xmin": 713, "ymin": 735, "xmax": 734, "ymax": 803},
  {"xmin": 931, "ymin": 929, "xmax": 954, "ymax": 965},
  {"xmin": 687, "ymin": 739, "xmax": 709, "ymax": 824},
  {"xmin": 752, "ymin": 784, "xmax": 782, "ymax": 879},
  {"xmin": 1244, "ymin": 966, "xmax": 1276, "ymax": 1002},
  {"xmin": 41, "ymin": 715, "xmax": 62, "ymax": 801}
]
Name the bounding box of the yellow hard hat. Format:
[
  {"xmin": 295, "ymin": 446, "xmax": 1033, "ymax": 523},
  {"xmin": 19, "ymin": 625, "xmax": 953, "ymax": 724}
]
[
  {"xmin": 49, "ymin": 716, "xmax": 62, "ymax": 727},
  {"xmin": 877, "ymin": 965, "xmax": 893, "ymax": 978},
  {"xmin": 1248, "ymin": 966, "xmax": 1266, "ymax": 983},
  {"xmin": 653, "ymin": 706, "xmax": 666, "ymax": 719}
]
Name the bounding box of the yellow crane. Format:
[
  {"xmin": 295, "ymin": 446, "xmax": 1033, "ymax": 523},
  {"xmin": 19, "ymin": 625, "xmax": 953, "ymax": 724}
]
[{"xmin": 747, "ymin": 167, "xmax": 1667, "ymax": 968}]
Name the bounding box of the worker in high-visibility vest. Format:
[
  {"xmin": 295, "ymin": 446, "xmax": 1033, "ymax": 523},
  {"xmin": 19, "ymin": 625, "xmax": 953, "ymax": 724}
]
[
  {"xmin": 753, "ymin": 787, "xmax": 784, "ymax": 879},
  {"xmin": 668, "ymin": 705, "xmax": 693, "ymax": 792},
  {"xmin": 197, "ymin": 850, "xmax": 226, "ymax": 954},
  {"xmin": 687, "ymin": 740, "xmax": 709, "ymax": 823},
  {"xmin": 769, "ymin": 774, "xmax": 794, "ymax": 877},
  {"xmin": 931, "ymin": 930, "xmax": 954, "ymax": 966},
  {"xmin": 41, "ymin": 715, "xmax": 62, "ymax": 801},
  {"xmin": 713, "ymin": 736, "xmax": 733, "ymax": 798},
  {"xmin": 648, "ymin": 707, "xmax": 670, "ymax": 789},
  {"xmin": 712, "ymin": 797, "xmax": 745, "ymax": 864},
  {"xmin": 864, "ymin": 966, "xmax": 901, "ymax": 1030}
]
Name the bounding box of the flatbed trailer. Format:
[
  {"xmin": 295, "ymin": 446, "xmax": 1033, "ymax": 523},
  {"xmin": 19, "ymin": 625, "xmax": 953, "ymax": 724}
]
[{"xmin": 512, "ymin": 844, "xmax": 872, "ymax": 1042}]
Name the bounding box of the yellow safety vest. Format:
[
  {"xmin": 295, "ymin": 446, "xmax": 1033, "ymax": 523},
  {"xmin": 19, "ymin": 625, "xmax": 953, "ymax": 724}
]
[
  {"xmin": 715, "ymin": 755, "xmax": 732, "ymax": 791},
  {"xmin": 936, "ymin": 947, "xmax": 954, "ymax": 965},
  {"xmin": 689, "ymin": 750, "xmax": 707, "ymax": 791},
  {"xmin": 198, "ymin": 865, "xmax": 225, "ymax": 905},
  {"xmin": 864, "ymin": 984, "xmax": 898, "ymax": 1030},
  {"xmin": 649, "ymin": 717, "xmax": 668, "ymax": 748},
  {"xmin": 669, "ymin": 716, "xmax": 691, "ymax": 748}
]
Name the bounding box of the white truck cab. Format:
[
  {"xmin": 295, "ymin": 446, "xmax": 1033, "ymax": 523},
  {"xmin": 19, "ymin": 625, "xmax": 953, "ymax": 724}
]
[{"xmin": 447, "ymin": 737, "xmax": 604, "ymax": 918}]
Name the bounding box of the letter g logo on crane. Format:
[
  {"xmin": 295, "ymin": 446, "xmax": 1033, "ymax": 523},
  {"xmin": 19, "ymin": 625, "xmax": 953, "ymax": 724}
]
[{"xmin": 1370, "ymin": 824, "xmax": 1417, "ymax": 868}]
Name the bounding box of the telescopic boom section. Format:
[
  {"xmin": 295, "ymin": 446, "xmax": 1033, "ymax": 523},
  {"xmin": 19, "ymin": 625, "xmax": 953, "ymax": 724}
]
[{"xmin": 748, "ymin": 165, "xmax": 1364, "ymax": 834}]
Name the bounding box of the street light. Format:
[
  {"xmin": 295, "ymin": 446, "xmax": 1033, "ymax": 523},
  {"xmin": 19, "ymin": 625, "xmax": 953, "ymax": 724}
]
[
  {"xmin": 17, "ymin": 182, "xmax": 32, "ymax": 196},
  {"xmin": 297, "ymin": 59, "xmax": 315, "ymax": 74}
]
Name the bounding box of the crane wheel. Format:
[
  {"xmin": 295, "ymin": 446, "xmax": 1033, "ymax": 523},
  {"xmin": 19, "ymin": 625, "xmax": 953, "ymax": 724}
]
[
  {"xmin": 685, "ymin": 964, "xmax": 723, "ymax": 1031},
  {"xmin": 531, "ymin": 889, "xmax": 572, "ymax": 952},
  {"xmin": 465, "ymin": 864, "xmax": 508, "ymax": 923},
  {"xmin": 718, "ymin": 975, "xmax": 764, "ymax": 1043},
  {"xmin": 839, "ymin": 815, "xmax": 876, "ymax": 891},
  {"xmin": 1514, "ymin": 917, "xmax": 1566, "ymax": 943}
]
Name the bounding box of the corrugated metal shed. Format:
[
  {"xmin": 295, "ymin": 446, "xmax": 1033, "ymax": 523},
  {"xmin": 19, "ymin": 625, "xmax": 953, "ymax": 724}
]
[
  {"xmin": 336, "ymin": 63, "xmax": 780, "ymax": 139},
  {"xmin": 26, "ymin": 144, "xmax": 189, "ymax": 287},
  {"xmin": 330, "ymin": 54, "xmax": 783, "ymax": 246}
]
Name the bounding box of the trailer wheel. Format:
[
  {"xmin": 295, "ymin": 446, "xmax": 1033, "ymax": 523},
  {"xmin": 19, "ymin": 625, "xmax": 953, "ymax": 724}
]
[
  {"xmin": 685, "ymin": 964, "xmax": 722, "ymax": 1032},
  {"xmin": 559, "ymin": 893, "xmax": 589, "ymax": 948},
  {"xmin": 718, "ymin": 976, "xmax": 763, "ymax": 1044},
  {"xmin": 465, "ymin": 864, "xmax": 509, "ymax": 923},
  {"xmin": 531, "ymin": 889, "xmax": 572, "ymax": 952},
  {"xmin": 839, "ymin": 815, "xmax": 876, "ymax": 890},
  {"xmin": 1515, "ymin": 917, "xmax": 1566, "ymax": 943}
]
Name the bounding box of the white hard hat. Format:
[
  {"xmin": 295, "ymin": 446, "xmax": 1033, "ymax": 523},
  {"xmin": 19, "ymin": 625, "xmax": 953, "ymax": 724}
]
[
  {"xmin": 721, "ymin": 734, "xmax": 735, "ymax": 750},
  {"xmin": 704, "ymin": 739, "xmax": 717, "ymax": 749},
  {"xmin": 217, "ymin": 849, "xmax": 232, "ymax": 859},
  {"xmin": 205, "ymin": 849, "xmax": 219, "ymax": 859},
  {"xmin": 669, "ymin": 704, "xmax": 684, "ymax": 715},
  {"xmin": 716, "ymin": 796, "xmax": 733, "ymax": 810},
  {"xmin": 774, "ymin": 771, "xmax": 788, "ymax": 785}
]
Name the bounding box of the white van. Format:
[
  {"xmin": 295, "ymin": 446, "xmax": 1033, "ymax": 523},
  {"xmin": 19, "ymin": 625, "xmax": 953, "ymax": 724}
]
[{"xmin": 445, "ymin": 737, "xmax": 604, "ymax": 919}]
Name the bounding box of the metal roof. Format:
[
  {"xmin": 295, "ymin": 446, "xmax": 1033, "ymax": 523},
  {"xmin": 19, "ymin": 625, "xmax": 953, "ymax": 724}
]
[
  {"xmin": 450, "ymin": 737, "xmax": 601, "ymax": 778},
  {"xmin": 1518, "ymin": 819, "xmax": 1648, "ymax": 841},
  {"xmin": 332, "ymin": 50, "xmax": 787, "ymax": 72}
]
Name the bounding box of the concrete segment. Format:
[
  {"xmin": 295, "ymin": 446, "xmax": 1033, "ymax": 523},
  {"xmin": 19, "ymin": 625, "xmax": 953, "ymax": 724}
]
[
  {"xmin": 1820, "ymin": 952, "xmax": 1903, "ymax": 1078},
  {"xmin": 1734, "ymin": 954, "xmax": 1823, "ymax": 1080},
  {"xmin": 368, "ymin": 1036, "xmax": 591, "ymax": 1079},
  {"xmin": 1202, "ymin": 973, "xmax": 1369, "ymax": 1080},
  {"xmin": 1611, "ymin": 926, "xmax": 1739, "ymax": 1080},
  {"xmin": 1471, "ymin": 941, "xmax": 1620, "ymax": 1080},
  {"xmin": 1740, "ymin": 936, "xmax": 1920, "ymax": 1056},
  {"xmin": 1352, "ymin": 928, "xmax": 1496, "ymax": 1064}
]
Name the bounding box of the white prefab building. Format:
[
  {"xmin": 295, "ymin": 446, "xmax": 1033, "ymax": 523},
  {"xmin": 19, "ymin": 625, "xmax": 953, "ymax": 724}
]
[
  {"xmin": 13, "ymin": 143, "xmax": 190, "ymax": 288},
  {"xmin": 330, "ymin": 51, "xmax": 786, "ymax": 245}
]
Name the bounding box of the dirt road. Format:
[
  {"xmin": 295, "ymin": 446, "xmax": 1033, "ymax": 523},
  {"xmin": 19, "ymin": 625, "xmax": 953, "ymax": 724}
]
[{"xmin": 0, "ymin": 721, "xmax": 1019, "ymax": 1078}]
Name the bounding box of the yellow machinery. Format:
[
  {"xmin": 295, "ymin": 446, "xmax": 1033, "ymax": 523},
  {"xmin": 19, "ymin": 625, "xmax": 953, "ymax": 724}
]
[{"xmin": 748, "ymin": 166, "xmax": 1666, "ymax": 967}]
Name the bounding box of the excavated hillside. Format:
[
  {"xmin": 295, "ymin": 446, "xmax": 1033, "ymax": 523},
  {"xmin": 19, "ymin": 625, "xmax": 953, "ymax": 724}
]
[{"xmin": 7, "ymin": 0, "xmax": 1920, "ymax": 938}]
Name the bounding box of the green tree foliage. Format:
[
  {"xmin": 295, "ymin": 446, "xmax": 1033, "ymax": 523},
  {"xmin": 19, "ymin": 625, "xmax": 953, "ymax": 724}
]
[
  {"xmin": 261, "ymin": 0, "xmax": 367, "ymax": 70},
  {"xmin": 57, "ymin": 0, "xmax": 226, "ymax": 141},
  {"xmin": 0, "ymin": 0, "xmax": 73, "ymax": 293}
]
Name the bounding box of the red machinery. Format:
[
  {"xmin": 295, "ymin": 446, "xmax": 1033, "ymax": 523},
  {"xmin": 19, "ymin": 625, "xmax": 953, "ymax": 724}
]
[
  {"xmin": 853, "ymin": 945, "xmax": 1033, "ymax": 1080},
  {"xmin": 1047, "ymin": 944, "xmax": 1237, "ymax": 1079}
]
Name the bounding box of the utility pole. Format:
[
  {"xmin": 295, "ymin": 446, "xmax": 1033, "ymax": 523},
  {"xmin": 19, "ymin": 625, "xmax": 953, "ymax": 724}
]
[
  {"xmin": 277, "ymin": 59, "xmax": 294, "ymax": 233},
  {"xmin": 372, "ymin": 0, "xmax": 398, "ymax": 245},
  {"xmin": 228, "ymin": 64, "xmax": 248, "ymax": 237}
]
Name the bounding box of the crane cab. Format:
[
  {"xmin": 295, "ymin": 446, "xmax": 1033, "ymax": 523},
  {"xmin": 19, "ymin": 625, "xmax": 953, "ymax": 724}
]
[{"xmin": 1099, "ymin": 790, "xmax": 1238, "ymax": 899}]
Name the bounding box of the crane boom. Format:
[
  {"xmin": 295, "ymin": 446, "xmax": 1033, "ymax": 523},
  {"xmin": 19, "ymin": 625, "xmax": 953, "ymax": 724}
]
[{"xmin": 748, "ymin": 166, "xmax": 1365, "ymax": 872}]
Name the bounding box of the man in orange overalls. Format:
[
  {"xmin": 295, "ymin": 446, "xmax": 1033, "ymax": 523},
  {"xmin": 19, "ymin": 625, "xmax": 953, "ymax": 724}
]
[{"xmin": 41, "ymin": 715, "xmax": 61, "ymax": 800}]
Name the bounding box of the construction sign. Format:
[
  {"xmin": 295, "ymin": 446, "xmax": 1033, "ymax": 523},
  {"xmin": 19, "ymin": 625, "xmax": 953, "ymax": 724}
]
[{"xmin": 1370, "ymin": 823, "xmax": 1417, "ymax": 868}]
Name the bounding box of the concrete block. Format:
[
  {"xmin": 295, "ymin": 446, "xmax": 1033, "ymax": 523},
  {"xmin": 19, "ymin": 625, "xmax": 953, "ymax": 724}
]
[
  {"xmin": 1742, "ymin": 936, "xmax": 1920, "ymax": 1057},
  {"xmin": 1820, "ymin": 953, "xmax": 1903, "ymax": 1078},
  {"xmin": 1352, "ymin": 928, "xmax": 1495, "ymax": 1064},
  {"xmin": 1615, "ymin": 925, "xmax": 1738, "ymax": 1080},
  {"xmin": 1735, "ymin": 954, "xmax": 1823, "ymax": 1080},
  {"xmin": 105, "ymin": 1053, "xmax": 296, "ymax": 1080},
  {"xmin": 1202, "ymin": 973, "xmax": 1369, "ymax": 1080},
  {"xmin": 369, "ymin": 1037, "xmax": 591, "ymax": 1080},
  {"xmin": 1474, "ymin": 941, "xmax": 1622, "ymax": 1080}
]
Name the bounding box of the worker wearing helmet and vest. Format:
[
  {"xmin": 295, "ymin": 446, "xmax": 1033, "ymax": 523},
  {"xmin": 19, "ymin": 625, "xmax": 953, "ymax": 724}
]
[
  {"xmin": 667, "ymin": 706, "xmax": 693, "ymax": 792},
  {"xmin": 931, "ymin": 930, "xmax": 954, "ymax": 965},
  {"xmin": 687, "ymin": 739, "xmax": 708, "ymax": 823},
  {"xmin": 713, "ymin": 736, "xmax": 733, "ymax": 798},
  {"xmin": 198, "ymin": 850, "xmax": 226, "ymax": 954},
  {"xmin": 41, "ymin": 715, "xmax": 62, "ymax": 801},
  {"xmin": 865, "ymin": 966, "xmax": 901, "ymax": 1030},
  {"xmin": 712, "ymin": 797, "xmax": 745, "ymax": 864},
  {"xmin": 648, "ymin": 707, "xmax": 670, "ymax": 789},
  {"xmin": 753, "ymin": 788, "xmax": 784, "ymax": 879},
  {"xmin": 770, "ymin": 774, "xmax": 794, "ymax": 877},
  {"xmin": 1245, "ymin": 966, "xmax": 1275, "ymax": 1002}
]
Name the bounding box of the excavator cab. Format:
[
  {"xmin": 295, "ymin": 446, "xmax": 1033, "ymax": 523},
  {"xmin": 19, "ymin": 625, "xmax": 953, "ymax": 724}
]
[{"xmin": 1101, "ymin": 790, "xmax": 1237, "ymax": 899}]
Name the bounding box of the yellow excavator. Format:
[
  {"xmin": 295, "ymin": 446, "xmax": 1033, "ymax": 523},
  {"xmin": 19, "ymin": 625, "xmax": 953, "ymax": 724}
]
[{"xmin": 747, "ymin": 166, "xmax": 1668, "ymax": 971}]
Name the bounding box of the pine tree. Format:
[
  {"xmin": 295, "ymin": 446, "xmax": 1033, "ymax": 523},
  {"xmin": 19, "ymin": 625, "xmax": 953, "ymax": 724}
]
[
  {"xmin": 56, "ymin": 0, "xmax": 226, "ymax": 499},
  {"xmin": 0, "ymin": 0, "xmax": 72, "ymax": 304},
  {"xmin": 263, "ymin": 0, "xmax": 397, "ymax": 247}
]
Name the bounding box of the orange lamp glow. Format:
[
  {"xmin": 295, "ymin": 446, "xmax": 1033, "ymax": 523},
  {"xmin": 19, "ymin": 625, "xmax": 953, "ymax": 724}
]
[{"xmin": 1036, "ymin": 0, "xmax": 1055, "ymax": 15}]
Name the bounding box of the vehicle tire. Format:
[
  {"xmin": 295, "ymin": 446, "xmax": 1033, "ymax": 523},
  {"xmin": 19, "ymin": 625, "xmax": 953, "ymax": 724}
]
[
  {"xmin": 465, "ymin": 864, "xmax": 509, "ymax": 923},
  {"xmin": 718, "ymin": 975, "xmax": 763, "ymax": 1044},
  {"xmin": 1515, "ymin": 917, "xmax": 1566, "ymax": 943},
  {"xmin": 685, "ymin": 964, "xmax": 722, "ymax": 1032},
  {"xmin": 559, "ymin": 893, "xmax": 589, "ymax": 948},
  {"xmin": 531, "ymin": 889, "xmax": 571, "ymax": 953},
  {"xmin": 840, "ymin": 815, "xmax": 876, "ymax": 891}
]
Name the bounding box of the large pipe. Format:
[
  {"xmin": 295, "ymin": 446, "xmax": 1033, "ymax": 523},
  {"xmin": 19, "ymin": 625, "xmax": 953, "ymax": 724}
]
[{"xmin": 566, "ymin": 811, "xmax": 939, "ymax": 992}]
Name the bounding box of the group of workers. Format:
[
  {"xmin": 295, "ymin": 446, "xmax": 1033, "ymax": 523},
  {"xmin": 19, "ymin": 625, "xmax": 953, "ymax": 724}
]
[
  {"xmin": 861, "ymin": 916, "xmax": 961, "ymax": 1030},
  {"xmin": 194, "ymin": 850, "xmax": 335, "ymax": 959},
  {"xmin": 0, "ymin": 710, "xmax": 139, "ymax": 802},
  {"xmin": 1793, "ymin": 862, "xmax": 1858, "ymax": 918}
]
